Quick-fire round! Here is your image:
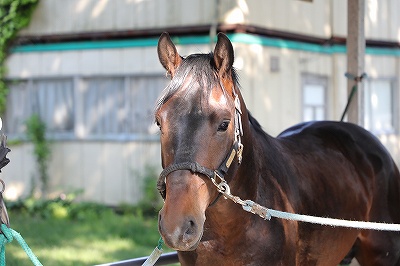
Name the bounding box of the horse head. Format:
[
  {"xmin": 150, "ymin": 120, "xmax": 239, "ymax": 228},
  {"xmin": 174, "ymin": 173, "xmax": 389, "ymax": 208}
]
[{"xmin": 155, "ymin": 32, "xmax": 243, "ymax": 251}]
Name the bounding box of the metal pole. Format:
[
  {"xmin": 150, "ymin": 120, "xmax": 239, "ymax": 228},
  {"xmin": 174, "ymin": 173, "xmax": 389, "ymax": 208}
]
[
  {"xmin": 209, "ymin": 0, "xmax": 220, "ymax": 48},
  {"xmin": 346, "ymin": 0, "xmax": 365, "ymax": 124}
]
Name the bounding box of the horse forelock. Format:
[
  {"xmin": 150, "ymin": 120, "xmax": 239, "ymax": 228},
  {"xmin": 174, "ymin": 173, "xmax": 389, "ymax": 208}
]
[{"xmin": 154, "ymin": 52, "xmax": 240, "ymax": 115}]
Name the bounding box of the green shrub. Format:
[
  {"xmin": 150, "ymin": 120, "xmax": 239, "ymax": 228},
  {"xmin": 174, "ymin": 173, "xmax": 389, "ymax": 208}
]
[
  {"xmin": 4, "ymin": 191, "xmax": 112, "ymax": 220},
  {"xmin": 25, "ymin": 114, "xmax": 51, "ymax": 197},
  {"xmin": 118, "ymin": 166, "xmax": 163, "ymax": 218},
  {"xmin": 6, "ymin": 165, "xmax": 164, "ymax": 220}
]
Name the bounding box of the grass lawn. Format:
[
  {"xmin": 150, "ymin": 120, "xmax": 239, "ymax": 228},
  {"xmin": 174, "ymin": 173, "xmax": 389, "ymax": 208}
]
[{"xmin": 4, "ymin": 209, "xmax": 165, "ymax": 266}]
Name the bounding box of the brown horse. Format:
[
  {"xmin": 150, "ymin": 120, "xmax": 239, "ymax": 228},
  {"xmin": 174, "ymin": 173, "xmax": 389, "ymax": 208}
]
[{"xmin": 155, "ymin": 32, "xmax": 400, "ymax": 265}]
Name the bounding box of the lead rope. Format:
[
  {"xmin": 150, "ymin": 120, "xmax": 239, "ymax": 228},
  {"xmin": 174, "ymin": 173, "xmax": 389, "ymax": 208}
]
[
  {"xmin": 213, "ymin": 178, "xmax": 400, "ymax": 231},
  {"xmin": 0, "ymin": 132, "xmax": 43, "ymax": 266},
  {"xmin": 217, "ymin": 91, "xmax": 400, "ymax": 231},
  {"xmin": 0, "ymin": 201, "xmax": 43, "ymax": 266},
  {"xmin": 0, "ymin": 224, "xmax": 43, "ymax": 266},
  {"xmin": 141, "ymin": 237, "xmax": 164, "ymax": 266}
]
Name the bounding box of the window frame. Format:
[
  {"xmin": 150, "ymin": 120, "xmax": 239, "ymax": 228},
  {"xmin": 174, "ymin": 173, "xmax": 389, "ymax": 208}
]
[
  {"xmin": 363, "ymin": 77, "xmax": 398, "ymax": 135},
  {"xmin": 301, "ymin": 73, "xmax": 328, "ymax": 122},
  {"xmin": 5, "ymin": 74, "xmax": 167, "ymax": 142}
]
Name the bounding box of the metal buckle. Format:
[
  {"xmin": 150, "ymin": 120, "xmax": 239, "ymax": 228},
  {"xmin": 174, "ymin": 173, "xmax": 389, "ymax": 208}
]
[
  {"xmin": 211, "ymin": 172, "xmax": 232, "ymax": 200},
  {"xmin": 211, "ymin": 171, "xmax": 226, "ymax": 188},
  {"xmin": 234, "ymin": 96, "xmax": 242, "ymax": 114},
  {"xmin": 237, "ymin": 143, "xmax": 244, "ymax": 164}
]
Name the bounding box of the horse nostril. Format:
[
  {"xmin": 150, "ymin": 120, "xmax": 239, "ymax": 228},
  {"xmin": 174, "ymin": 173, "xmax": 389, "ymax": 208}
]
[
  {"xmin": 183, "ymin": 219, "xmax": 197, "ymax": 242},
  {"xmin": 186, "ymin": 220, "xmax": 195, "ymax": 234}
]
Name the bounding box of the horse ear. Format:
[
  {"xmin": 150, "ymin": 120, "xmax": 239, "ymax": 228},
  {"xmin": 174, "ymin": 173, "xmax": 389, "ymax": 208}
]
[
  {"xmin": 213, "ymin": 33, "xmax": 234, "ymax": 78},
  {"xmin": 157, "ymin": 32, "xmax": 182, "ymax": 78}
]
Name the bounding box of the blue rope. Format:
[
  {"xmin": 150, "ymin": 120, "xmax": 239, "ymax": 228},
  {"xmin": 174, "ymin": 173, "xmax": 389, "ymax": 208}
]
[
  {"xmin": 157, "ymin": 237, "xmax": 164, "ymax": 250},
  {"xmin": 0, "ymin": 224, "xmax": 43, "ymax": 266}
]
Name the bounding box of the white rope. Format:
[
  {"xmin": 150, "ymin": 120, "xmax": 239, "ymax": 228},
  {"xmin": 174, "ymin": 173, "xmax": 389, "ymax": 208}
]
[
  {"xmin": 141, "ymin": 246, "xmax": 163, "ymax": 266},
  {"xmin": 218, "ymin": 185, "xmax": 400, "ymax": 231},
  {"xmin": 267, "ymin": 208, "xmax": 400, "ymax": 231}
]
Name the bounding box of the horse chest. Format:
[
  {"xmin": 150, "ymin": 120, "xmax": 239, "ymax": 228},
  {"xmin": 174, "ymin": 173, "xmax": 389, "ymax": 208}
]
[{"xmin": 179, "ymin": 218, "xmax": 296, "ymax": 265}]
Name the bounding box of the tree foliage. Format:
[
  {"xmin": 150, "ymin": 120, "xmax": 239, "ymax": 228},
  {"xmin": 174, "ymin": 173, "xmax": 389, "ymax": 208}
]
[{"xmin": 0, "ymin": 0, "xmax": 39, "ymax": 113}]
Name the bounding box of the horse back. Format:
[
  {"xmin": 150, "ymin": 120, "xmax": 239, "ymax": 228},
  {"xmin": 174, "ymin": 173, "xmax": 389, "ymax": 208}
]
[
  {"xmin": 278, "ymin": 120, "xmax": 400, "ymax": 222},
  {"xmin": 276, "ymin": 121, "xmax": 400, "ymax": 264}
]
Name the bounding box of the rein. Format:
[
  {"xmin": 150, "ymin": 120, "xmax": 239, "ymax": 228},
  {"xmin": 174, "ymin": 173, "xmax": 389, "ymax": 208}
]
[{"xmin": 157, "ymin": 94, "xmax": 244, "ymax": 200}]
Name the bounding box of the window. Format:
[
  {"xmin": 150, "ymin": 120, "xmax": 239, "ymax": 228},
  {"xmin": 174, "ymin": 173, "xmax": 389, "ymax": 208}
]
[
  {"xmin": 127, "ymin": 77, "xmax": 167, "ymax": 135},
  {"xmin": 4, "ymin": 80, "xmax": 30, "ymax": 136},
  {"xmin": 364, "ymin": 78, "xmax": 397, "ymax": 134},
  {"xmin": 31, "ymin": 79, "xmax": 75, "ymax": 133},
  {"xmin": 302, "ymin": 74, "xmax": 327, "ymax": 122},
  {"xmin": 81, "ymin": 77, "xmax": 126, "ymax": 136},
  {"xmin": 5, "ymin": 78, "xmax": 74, "ymax": 138},
  {"xmin": 5, "ymin": 76, "xmax": 168, "ymax": 140}
]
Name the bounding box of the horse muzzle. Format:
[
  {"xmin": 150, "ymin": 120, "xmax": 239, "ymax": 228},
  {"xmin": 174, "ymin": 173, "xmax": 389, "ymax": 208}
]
[
  {"xmin": 159, "ymin": 208, "xmax": 204, "ymax": 251},
  {"xmin": 157, "ymin": 170, "xmax": 210, "ymax": 251}
]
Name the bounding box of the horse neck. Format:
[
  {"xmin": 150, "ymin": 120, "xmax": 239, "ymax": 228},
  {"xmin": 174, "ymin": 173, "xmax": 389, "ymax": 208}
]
[
  {"xmin": 204, "ymin": 102, "xmax": 291, "ymax": 233},
  {"xmin": 235, "ymin": 100, "xmax": 294, "ymax": 208}
]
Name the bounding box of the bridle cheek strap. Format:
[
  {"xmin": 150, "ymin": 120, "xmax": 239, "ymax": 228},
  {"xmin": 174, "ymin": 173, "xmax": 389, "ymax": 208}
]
[{"xmin": 157, "ymin": 141, "xmax": 242, "ymax": 200}]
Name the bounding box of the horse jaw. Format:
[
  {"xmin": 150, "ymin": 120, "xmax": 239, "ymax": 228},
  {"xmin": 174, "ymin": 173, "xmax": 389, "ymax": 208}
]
[{"xmin": 158, "ymin": 172, "xmax": 211, "ymax": 251}]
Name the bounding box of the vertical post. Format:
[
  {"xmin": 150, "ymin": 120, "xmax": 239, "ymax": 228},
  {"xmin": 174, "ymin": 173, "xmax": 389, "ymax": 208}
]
[
  {"xmin": 209, "ymin": 0, "xmax": 220, "ymax": 48},
  {"xmin": 346, "ymin": 0, "xmax": 365, "ymax": 125}
]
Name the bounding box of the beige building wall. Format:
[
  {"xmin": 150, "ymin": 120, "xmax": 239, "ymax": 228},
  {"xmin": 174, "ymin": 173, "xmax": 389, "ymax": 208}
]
[
  {"xmin": 4, "ymin": 0, "xmax": 400, "ymax": 204},
  {"xmin": 5, "ymin": 39, "xmax": 400, "ymax": 204},
  {"xmin": 2, "ymin": 141, "xmax": 161, "ymax": 205},
  {"xmin": 20, "ymin": 0, "xmax": 400, "ymax": 42},
  {"xmin": 5, "ymin": 47, "xmax": 164, "ymax": 78},
  {"xmin": 4, "ymin": 45, "xmax": 167, "ymax": 204},
  {"xmin": 19, "ymin": 0, "xmax": 216, "ymax": 35}
]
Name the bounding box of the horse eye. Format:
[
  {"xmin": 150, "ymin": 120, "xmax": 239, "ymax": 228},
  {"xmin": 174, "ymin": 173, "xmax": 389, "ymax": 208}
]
[
  {"xmin": 155, "ymin": 119, "xmax": 161, "ymax": 130},
  {"xmin": 217, "ymin": 121, "xmax": 230, "ymax": 132}
]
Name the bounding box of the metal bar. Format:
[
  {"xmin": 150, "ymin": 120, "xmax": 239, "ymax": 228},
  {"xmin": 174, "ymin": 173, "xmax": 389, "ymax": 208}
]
[
  {"xmin": 95, "ymin": 252, "xmax": 179, "ymax": 266},
  {"xmin": 346, "ymin": 0, "xmax": 365, "ymax": 124}
]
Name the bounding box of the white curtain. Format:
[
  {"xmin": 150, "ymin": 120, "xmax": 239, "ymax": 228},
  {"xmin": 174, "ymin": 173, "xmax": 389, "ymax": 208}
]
[
  {"xmin": 128, "ymin": 76, "xmax": 166, "ymax": 134},
  {"xmin": 31, "ymin": 79, "xmax": 74, "ymax": 132},
  {"xmin": 5, "ymin": 81, "xmax": 30, "ymax": 135},
  {"xmin": 82, "ymin": 77, "xmax": 125, "ymax": 135}
]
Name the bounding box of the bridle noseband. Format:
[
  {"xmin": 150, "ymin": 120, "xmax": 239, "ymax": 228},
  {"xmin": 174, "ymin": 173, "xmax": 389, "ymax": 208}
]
[{"xmin": 157, "ymin": 95, "xmax": 244, "ymax": 201}]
